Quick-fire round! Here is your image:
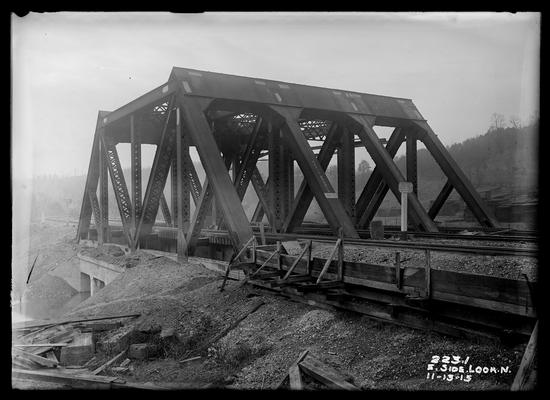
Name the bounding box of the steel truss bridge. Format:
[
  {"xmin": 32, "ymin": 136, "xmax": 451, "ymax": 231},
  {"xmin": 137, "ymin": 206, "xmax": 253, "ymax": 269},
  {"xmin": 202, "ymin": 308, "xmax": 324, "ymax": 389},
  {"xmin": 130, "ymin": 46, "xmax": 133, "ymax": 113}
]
[
  {"xmin": 76, "ymin": 68, "xmax": 537, "ymax": 344},
  {"xmin": 77, "ymin": 67, "xmax": 499, "ymax": 255}
]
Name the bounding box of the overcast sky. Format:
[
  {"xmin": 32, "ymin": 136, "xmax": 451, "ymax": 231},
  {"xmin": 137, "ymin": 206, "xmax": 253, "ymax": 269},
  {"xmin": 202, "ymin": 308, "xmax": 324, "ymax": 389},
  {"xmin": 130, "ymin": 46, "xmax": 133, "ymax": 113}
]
[{"xmin": 12, "ymin": 12, "xmax": 540, "ymax": 181}]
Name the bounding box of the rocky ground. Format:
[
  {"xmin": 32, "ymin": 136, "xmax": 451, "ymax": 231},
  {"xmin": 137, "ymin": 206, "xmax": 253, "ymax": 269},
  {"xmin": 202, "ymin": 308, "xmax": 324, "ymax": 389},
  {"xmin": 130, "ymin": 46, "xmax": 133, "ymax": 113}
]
[{"xmin": 12, "ymin": 221, "xmax": 533, "ymax": 390}]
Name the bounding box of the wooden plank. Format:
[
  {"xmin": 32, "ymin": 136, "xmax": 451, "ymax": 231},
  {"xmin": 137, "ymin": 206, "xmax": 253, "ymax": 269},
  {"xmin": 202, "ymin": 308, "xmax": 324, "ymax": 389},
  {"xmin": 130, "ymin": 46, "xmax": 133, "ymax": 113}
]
[
  {"xmin": 254, "ymin": 249, "xmax": 535, "ymax": 316},
  {"xmin": 91, "ymin": 350, "xmax": 127, "ymax": 375},
  {"xmin": 511, "ymin": 321, "xmax": 538, "ymax": 391},
  {"xmin": 44, "ymin": 351, "xmax": 59, "ymax": 364},
  {"xmin": 316, "ymin": 239, "xmax": 341, "ymax": 284},
  {"xmin": 282, "ymin": 244, "xmax": 309, "ymax": 280},
  {"xmin": 275, "ymin": 350, "xmax": 309, "ymax": 389},
  {"xmin": 12, "ymin": 357, "xmax": 39, "ymax": 370},
  {"xmin": 12, "ymin": 347, "xmax": 58, "ymax": 368},
  {"xmin": 288, "ymin": 364, "xmax": 303, "ymax": 390},
  {"xmin": 12, "ymin": 313, "xmax": 141, "ymax": 331},
  {"xmin": 12, "ymin": 368, "xmax": 122, "ymax": 389},
  {"xmin": 299, "ymin": 355, "xmax": 358, "ymax": 390},
  {"xmin": 14, "ymin": 343, "xmax": 69, "ymax": 348},
  {"xmin": 179, "ymin": 356, "xmax": 202, "ymax": 364}
]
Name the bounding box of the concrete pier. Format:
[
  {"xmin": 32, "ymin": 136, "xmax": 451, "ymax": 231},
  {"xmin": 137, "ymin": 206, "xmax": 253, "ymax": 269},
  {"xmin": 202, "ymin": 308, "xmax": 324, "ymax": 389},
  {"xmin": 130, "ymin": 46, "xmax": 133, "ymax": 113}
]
[{"xmin": 77, "ymin": 253, "xmax": 125, "ymax": 296}]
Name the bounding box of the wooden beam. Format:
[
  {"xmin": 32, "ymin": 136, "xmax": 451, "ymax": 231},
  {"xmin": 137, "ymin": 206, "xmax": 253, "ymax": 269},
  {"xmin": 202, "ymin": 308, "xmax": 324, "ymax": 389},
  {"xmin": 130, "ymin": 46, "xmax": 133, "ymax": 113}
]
[
  {"xmin": 316, "ymin": 239, "xmax": 341, "ymax": 284},
  {"xmin": 13, "ymin": 347, "xmax": 58, "ymax": 368},
  {"xmin": 91, "ymin": 350, "xmax": 127, "ymax": 375},
  {"xmin": 12, "ymin": 313, "xmax": 140, "ymax": 331},
  {"xmin": 282, "ymin": 243, "xmax": 310, "ymax": 280},
  {"xmin": 511, "ymin": 321, "xmax": 538, "ymax": 391},
  {"xmin": 298, "ymin": 354, "xmax": 359, "ymax": 390},
  {"xmin": 288, "ymin": 364, "xmax": 303, "ymax": 390}
]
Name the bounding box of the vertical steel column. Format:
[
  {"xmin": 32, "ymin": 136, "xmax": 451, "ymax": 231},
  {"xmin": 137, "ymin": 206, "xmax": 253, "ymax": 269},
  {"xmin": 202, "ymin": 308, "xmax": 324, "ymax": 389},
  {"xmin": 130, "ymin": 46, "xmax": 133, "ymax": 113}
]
[
  {"xmin": 280, "ymin": 135, "xmax": 292, "ymax": 221},
  {"xmin": 180, "ymin": 134, "xmax": 191, "ymax": 232},
  {"xmin": 406, "ymin": 131, "xmax": 418, "ymax": 196},
  {"xmin": 171, "ymin": 157, "xmax": 178, "ymax": 227},
  {"xmin": 130, "ymin": 114, "xmax": 141, "ymax": 248},
  {"xmin": 77, "ymin": 111, "xmax": 109, "ymax": 240},
  {"xmin": 176, "ymin": 107, "xmax": 188, "ymax": 261},
  {"xmin": 98, "ymin": 131, "xmax": 110, "ymax": 244},
  {"xmin": 269, "ymin": 123, "xmax": 285, "ymax": 232},
  {"xmin": 338, "ymin": 127, "xmax": 356, "ymax": 221}
]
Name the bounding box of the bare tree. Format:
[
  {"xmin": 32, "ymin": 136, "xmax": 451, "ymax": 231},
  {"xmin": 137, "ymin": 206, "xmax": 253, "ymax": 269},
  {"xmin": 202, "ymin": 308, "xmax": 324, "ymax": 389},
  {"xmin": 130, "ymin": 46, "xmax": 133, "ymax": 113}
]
[
  {"xmin": 508, "ymin": 115, "xmax": 522, "ymax": 129},
  {"xmin": 490, "ymin": 113, "xmax": 506, "ymax": 130}
]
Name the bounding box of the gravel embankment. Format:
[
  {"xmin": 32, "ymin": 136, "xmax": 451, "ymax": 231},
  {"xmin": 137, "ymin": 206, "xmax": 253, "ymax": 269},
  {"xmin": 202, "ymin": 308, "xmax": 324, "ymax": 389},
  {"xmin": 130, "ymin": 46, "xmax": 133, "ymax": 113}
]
[{"xmin": 286, "ymin": 240, "xmax": 537, "ymax": 281}]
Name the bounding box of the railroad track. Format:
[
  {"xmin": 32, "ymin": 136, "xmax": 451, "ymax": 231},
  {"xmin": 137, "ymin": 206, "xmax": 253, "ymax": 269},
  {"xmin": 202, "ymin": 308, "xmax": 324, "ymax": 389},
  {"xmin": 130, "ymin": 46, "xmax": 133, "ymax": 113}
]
[
  {"xmin": 69, "ymin": 217, "xmax": 537, "ymax": 257},
  {"xmin": 292, "ymin": 224, "xmax": 538, "ymax": 243},
  {"xmin": 195, "ymin": 228, "xmax": 538, "ymax": 258}
]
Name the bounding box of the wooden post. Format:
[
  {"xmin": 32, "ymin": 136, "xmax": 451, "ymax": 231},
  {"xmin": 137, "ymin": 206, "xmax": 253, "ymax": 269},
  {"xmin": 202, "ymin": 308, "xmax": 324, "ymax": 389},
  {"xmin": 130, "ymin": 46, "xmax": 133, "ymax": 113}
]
[
  {"xmin": 306, "ymin": 240, "xmax": 312, "ymax": 276},
  {"xmin": 277, "ymin": 241, "xmax": 282, "ymax": 271},
  {"xmin": 425, "ymin": 249, "xmax": 431, "ymax": 298},
  {"xmin": 399, "ymin": 182, "xmax": 413, "ymax": 240},
  {"xmin": 337, "ymin": 228, "xmax": 344, "ymax": 281},
  {"xmin": 395, "ymin": 252, "xmax": 402, "ymax": 289},
  {"xmin": 511, "ymin": 320, "xmax": 538, "ymax": 391},
  {"xmin": 252, "ymin": 240, "xmax": 256, "ymax": 264},
  {"xmin": 259, "ymin": 221, "xmax": 266, "ymax": 245}
]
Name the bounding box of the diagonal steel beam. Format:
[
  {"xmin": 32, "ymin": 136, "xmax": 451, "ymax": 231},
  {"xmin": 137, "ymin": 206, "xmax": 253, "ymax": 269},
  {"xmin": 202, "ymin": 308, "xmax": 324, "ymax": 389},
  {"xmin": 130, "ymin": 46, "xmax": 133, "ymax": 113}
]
[
  {"xmin": 428, "ymin": 179, "xmax": 454, "ymax": 219},
  {"xmin": 214, "ymin": 153, "xmax": 236, "ymax": 228},
  {"xmin": 77, "ymin": 111, "xmax": 109, "ymax": 240},
  {"xmin": 134, "ymin": 94, "xmax": 177, "ymax": 246},
  {"xmin": 413, "ymin": 120, "xmax": 499, "ymax": 228},
  {"xmin": 185, "ymin": 178, "xmax": 214, "ymax": 254},
  {"xmin": 270, "ymin": 106, "xmax": 359, "ymax": 238},
  {"xmin": 183, "ymin": 150, "xmax": 202, "ymax": 204},
  {"xmin": 355, "ymin": 127, "xmax": 405, "ymax": 228},
  {"xmin": 101, "ymin": 136, "xmax": 134, "ymax": 245},
  {"xmin": 251, "ymin": 168, "xmax": 273, "ymax": 226},
  {"xmin": 88, "ymin": 190, "xmax": 101, "ymax": 229},
  {"xmin": 178, "ymin": 94, "xmax": 254, "ymax": 250},
  {"xmin": 347, "ymin": 114, "xmax": 438, "ymax": 232},
  {"xmin": 282, "ymin": 122, "xmax": 340, "ymax": 233},
  {"xmin": 251, "ymin": 175, "xmax": 270, "ymax": 223},
  {"xmin": 235, "ymin": 117, "xmax": 265, "ymax": 200},
  {"xmin": 160, "ymin": 193, "xmax": 172, "ymax": 226}
]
